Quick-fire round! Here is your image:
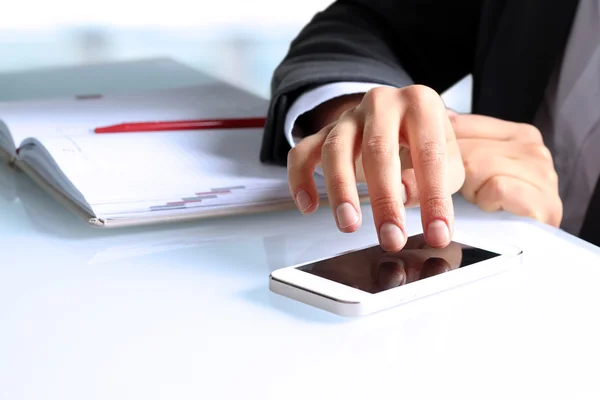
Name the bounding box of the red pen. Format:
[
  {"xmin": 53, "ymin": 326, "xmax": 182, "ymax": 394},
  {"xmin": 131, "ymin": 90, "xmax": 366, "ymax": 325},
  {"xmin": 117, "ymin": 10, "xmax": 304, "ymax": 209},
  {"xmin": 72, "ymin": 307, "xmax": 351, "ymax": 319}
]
[{"xmin": 94, "ymin": 117, "xmax": 266, "ymax": 134}]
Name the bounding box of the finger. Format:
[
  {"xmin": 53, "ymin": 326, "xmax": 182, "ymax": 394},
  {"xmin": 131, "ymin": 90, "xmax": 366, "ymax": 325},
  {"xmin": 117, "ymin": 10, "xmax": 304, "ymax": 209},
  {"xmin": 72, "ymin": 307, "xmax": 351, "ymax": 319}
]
[
  {"xmin": 402, "ymin": 86, "xmax": 455, "ymax": 248},
  {"xmin": 461, "ymin": 155, "xmax": 558, "ymax": 203},
  {"xmin": 475, "ymin": 176, "xmax": 563, "ymax": 226},
  {"xmin": 320, "ymin": 113, "xmax": 363, "ymax": 232},
  {"xmin": 450, "ymin": 113, "xmax": 543, "ymax": 143},
  {"xmin": 287, "ymin": 125, "xmax": 331, "ymax": 214},
  {"xmin": 359, "ymin": 88, "xmax": 407, "ymax": 252},
  {"xmin": 360, "ymin": 151, "xmax": 409, "ymax": 204},
  {"xmin": 402, "ymin": 147, "xmax": 463, "ymax": 209}
]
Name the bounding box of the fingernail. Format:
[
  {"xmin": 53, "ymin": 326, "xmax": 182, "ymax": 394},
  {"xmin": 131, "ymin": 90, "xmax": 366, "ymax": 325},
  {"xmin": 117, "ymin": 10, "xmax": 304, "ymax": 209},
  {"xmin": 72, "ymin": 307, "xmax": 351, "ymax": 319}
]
[
  {"xmin": 400, "ymin": 184, "xmax": 407, "ymax": 204},
  {"xmin": 426, "ymin": 220, "xmax": 450, "ymax": 247},
  {"xmin": 379, "ymin": 223, "xmax": 406, "ymax": 251},
  {"xmin": 378, "ymin": 261, "xmax": 406, "ymax": 290},
  {"xmin": 336, "ymin": 202, "xmax": 359, "ymax": 228},
  {"xmin": 295, "ymin": 190, "xmax": 312, "ymax": 213}
]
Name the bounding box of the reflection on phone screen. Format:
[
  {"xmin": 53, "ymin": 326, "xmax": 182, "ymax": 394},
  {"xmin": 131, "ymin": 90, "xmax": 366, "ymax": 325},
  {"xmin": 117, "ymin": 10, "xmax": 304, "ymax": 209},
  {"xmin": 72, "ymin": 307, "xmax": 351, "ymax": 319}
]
[{"xmin": 297, "ymin": 234, "xmax": 500, "ymax": 294}]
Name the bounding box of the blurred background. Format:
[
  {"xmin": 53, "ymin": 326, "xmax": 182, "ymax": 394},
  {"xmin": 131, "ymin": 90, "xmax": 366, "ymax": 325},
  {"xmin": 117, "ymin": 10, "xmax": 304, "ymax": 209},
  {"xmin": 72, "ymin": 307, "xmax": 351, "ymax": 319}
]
[{"xmin": 0, "ymin": 0, "xmax": 470, "ymax": 108}]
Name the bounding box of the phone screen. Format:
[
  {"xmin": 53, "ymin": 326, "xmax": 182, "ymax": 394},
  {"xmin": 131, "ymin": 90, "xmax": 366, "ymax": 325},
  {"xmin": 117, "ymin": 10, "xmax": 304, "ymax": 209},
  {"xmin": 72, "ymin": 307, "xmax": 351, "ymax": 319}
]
[{"xmin": 297, "ymin": 234, "xmax": 500, "ymax": 294}]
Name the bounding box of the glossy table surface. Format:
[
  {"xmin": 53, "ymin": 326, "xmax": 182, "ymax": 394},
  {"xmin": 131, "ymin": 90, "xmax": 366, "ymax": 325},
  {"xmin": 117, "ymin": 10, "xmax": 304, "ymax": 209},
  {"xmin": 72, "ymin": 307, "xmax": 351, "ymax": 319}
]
[{"xmin": 1, "ymin": 60, "xmax": 600, "ymax": 400}]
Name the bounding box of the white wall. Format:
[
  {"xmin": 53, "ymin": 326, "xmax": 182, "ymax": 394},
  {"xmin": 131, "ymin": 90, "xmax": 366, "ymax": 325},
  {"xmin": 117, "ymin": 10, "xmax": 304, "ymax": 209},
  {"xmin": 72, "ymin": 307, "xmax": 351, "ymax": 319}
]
[
  {"xmin": 1, "ymin": 1, "xmax": 334, "ymax": 29},
  {"xmin": 0, "ymin": 0, "xmax": 470, "ymax": 109},
  {"xmin": 0, "ymin": 1, "xmax": 334, "ymax": 97}
]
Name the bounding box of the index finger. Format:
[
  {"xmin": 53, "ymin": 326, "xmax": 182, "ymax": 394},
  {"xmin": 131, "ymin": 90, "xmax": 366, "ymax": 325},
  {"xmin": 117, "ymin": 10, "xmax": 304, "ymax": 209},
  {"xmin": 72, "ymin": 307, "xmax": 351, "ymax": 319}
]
[{"xmin": 401, "ymin": 86, "xmax": 454, "ymax": 248}]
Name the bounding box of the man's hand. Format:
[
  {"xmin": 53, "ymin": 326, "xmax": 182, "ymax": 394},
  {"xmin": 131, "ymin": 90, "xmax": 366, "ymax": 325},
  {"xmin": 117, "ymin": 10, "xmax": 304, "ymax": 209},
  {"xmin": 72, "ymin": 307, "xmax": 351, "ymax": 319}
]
[
  {"xmin": 450, "ymin": 112, "xmax": 563, "ymax": 227},
  {"xmin": 287, "ymin": 85, "xmax": 465, "ymax": 251}
]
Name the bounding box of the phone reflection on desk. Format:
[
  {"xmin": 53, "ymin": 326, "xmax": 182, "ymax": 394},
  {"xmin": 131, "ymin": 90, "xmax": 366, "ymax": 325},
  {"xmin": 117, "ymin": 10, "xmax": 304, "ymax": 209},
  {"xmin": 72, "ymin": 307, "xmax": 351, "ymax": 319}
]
[{"xmin": 297, "ymin": 234, "xmax": 500, "ymax": 294}]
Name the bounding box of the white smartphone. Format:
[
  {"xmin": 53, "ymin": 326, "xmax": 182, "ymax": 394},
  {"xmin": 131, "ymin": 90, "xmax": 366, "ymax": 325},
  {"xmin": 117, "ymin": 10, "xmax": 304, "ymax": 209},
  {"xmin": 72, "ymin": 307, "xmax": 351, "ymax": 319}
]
[{"xmin": 269, "ymin": 232, "xmax": 522, "ymax": 317}]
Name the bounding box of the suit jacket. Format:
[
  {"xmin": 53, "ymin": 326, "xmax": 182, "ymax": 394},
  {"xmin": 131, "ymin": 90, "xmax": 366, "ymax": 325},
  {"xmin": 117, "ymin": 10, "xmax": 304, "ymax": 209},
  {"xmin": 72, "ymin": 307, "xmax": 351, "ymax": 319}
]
[{"xmin": 259, "ymin": 0, "xmax": 600, "ymax": 244}]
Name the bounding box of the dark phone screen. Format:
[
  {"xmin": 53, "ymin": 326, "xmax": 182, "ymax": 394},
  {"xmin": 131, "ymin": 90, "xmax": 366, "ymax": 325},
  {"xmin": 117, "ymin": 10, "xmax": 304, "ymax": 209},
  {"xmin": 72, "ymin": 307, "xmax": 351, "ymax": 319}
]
[{"xmin": 297, "ymin": 234, "xmax": 499, "ymax": 294}]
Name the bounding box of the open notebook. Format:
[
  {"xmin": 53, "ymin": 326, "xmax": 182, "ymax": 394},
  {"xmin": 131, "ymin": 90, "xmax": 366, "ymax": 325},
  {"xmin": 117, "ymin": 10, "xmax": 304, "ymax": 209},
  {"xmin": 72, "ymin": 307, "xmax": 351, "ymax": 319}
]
[{"xmin": 0, "ymin": 77, "xmax": 368, "ymax": 227}]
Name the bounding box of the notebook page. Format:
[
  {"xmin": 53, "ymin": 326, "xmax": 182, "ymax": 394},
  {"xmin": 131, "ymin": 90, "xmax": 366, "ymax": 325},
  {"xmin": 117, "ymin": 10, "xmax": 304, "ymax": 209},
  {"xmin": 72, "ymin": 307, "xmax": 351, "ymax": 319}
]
[
  {"xmin": 0, "ymin": 83, "xmax": 268, "ymax": 146},
  {"xmin": 32, "ymin": 127, "xmax": 312, "ymax": 215}
]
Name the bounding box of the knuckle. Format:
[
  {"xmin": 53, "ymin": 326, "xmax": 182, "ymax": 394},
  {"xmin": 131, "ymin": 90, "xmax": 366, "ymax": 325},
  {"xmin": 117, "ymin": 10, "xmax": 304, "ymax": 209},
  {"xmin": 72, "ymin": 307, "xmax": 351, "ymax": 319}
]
[
  {"xmin": 321, "ymin": 132, "xmax": 345, "ymax": 157},
  {"xmin": 463, "ymin": 157, "xmax": 477, "ymax": 178},
  {"xmin": 287, "ymin": 145, "xmax": 301, "ymax": 168},
  {"xmin": 528, "ymin": 143, "xmax": 553, "ymax": 162},
  {"xmin": 417, "ymin": 141, "xmax": 445, "ymax": 167},
  {"xmin": 364, "ymin": 135, "xmax": 393, "ymax": 158},
  {"xmin": 364, "ymin": 86, "xmax": 395, "ymax": 101},
  {"xmin": 519, "ymin": 123, "xmax": 543, "ymax": 143},
  {"xmin": 538, "ymin": 145, "xmax": 553, "ymax": 162},
  {"xmin": 523, "ymin": 143, "xmax": 558, "ymax": 185},
  {"xmin": 288, "ymin": 139, "xmax": 321, "ymax": 175},
  {"xmin": 531, "ymin": 157, "xmax": 558, "ymax": 185},
  {"xmin": 362, "ymin": 86, "xmax": 396, "ymax": 112},
  {"xmin": 545, "ymin": 168, "xmax": 559, "ymax": 185},
  {"xmin": 401, "ymin": 84, "xmax": 441, "ymax": 107},
  {"xmin": 326, "ymin": 172, "xmax": 352, "ymax": 195},
  {"xmin": 460, "ymin": 185, "xmax": 476, "ymax": 203},
  {"xmin": 370, "ymin": 195, "xmax": 403, "ymax": 217},
  {"xmin": 486, "ymin": 176, "xmax": 508, "ymax": 200},
  {"xmin": 422, "ymin": 194, "xmax": 450, "ymax": 218},
  {"xmin": 338, "ymin": 106, "xmax": 357, "ymax": 121}
]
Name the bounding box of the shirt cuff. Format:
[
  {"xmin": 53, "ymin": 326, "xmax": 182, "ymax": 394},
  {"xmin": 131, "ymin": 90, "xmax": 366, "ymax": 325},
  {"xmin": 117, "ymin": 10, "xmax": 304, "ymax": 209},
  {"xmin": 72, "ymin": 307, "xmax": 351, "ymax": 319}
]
[{"xmin": 284, "ymin": 82, "xmax": 396, "ymax": 148}]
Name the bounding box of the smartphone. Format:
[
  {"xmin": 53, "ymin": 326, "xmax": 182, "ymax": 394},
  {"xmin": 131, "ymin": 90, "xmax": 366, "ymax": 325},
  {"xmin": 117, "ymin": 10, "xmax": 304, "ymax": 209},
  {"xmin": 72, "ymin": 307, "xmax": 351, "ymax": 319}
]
[{"xmin": 269, "ymin": 232, "xmax": 522, "ymax": 317}]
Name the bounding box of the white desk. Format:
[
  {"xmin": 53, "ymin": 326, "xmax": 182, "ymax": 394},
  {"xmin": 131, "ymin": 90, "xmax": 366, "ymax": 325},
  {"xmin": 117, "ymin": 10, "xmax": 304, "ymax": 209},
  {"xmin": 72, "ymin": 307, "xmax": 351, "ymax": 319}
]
[{"xmin": 1, "ymin": 60, "xmax": 600, "ymax": 400}]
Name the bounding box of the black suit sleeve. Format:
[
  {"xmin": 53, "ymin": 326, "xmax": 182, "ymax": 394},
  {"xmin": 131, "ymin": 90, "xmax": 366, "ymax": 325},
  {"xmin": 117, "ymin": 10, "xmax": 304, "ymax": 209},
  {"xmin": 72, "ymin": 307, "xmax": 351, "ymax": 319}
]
[{"xmin": 260, "ymin": 0, "xmax": 483, "ymax": 166}]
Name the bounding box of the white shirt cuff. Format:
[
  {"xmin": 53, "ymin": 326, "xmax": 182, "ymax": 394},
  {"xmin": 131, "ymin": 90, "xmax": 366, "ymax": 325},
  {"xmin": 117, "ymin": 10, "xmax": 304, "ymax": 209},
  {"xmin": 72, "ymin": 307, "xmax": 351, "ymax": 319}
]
[{"xmin": 284, "ymin": 82, "xmax": 396, "ymax": 148}]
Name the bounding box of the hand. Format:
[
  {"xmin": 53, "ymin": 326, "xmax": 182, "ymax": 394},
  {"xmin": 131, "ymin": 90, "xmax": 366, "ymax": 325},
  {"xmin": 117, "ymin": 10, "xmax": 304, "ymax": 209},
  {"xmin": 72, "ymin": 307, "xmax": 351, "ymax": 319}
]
[
  {"xmin": 287, "ymin": 85, "xmax": 465, "ymax": 251},
  {"xmin": 450, "ymin": 112, "xmax": 563, "ymax": 227}
]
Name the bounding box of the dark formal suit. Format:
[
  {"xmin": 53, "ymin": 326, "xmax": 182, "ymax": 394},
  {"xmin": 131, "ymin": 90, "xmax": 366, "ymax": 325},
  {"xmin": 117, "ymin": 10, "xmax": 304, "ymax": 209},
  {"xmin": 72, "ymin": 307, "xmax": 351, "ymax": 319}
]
[{"xmin": 260, "ymin": 0, "xmax": 600, "ymax": 246}]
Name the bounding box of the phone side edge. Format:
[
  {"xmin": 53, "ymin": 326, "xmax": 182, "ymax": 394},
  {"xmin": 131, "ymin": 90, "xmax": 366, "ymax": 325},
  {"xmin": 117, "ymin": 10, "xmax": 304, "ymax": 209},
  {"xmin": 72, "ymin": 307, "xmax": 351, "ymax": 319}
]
[{"xmin": 269, "ymin": 274, "xmax": 371, "ymax": 317}]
